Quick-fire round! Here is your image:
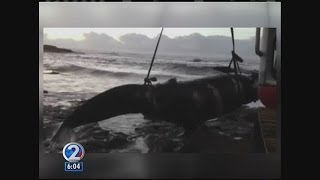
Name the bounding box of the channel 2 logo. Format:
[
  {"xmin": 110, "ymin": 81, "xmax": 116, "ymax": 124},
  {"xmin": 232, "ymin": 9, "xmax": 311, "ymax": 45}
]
[{"xmin": 63, "ymin": 142, "xmax": 85, "ymax": 172}]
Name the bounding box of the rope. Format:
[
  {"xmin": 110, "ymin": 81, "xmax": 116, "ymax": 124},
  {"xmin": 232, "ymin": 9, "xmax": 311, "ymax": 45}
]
[
  {"xmin": 228, "ymin": 28, "xmax": 235, "ymax": 69},
  {"xmin": 231, "ymin": 27, "xmax": 235, "ymax": 52},
  {"xmin": 228, "ymin": 27, "xmax": 242, "ymax": 75},
  {"xmin": 228, "ymin": 27, "xmax": 244, "ymax": 95},
  {"xmin": 144, "ymin": 27, "xmax": 164, "ymax": 85}
]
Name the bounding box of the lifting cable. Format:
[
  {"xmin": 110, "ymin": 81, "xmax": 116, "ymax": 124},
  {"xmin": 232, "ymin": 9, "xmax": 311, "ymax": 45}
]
[
  {"xmin": 228, "ymin": 27, "xmax": 244, "ymax": 95},
  {"xmin": 144, "ymin": 27, "xmax": 164, "ymax": 85},
  {"xmin": 228, "ymin": 27, "xmax": 243, "ymax": 75}
]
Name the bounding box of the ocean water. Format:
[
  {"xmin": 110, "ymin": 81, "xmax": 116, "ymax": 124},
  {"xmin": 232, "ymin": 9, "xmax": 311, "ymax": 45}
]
[{"xmin": 42, "ymin": 51, "xmax": 262, "ymax": 153}]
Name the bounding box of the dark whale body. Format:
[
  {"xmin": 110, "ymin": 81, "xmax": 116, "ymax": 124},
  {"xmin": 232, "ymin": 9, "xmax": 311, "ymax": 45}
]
[{"xmin": 52, "ymin": 74, "xmax": 258, "ymax": 146}]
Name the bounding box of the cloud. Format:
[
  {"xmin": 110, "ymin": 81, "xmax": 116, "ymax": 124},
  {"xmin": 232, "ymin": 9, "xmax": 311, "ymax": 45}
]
[
  {"xmin": 118, "ymin": 33, "xmax": 156, "ymax": 52},
  {"xmin": 44, "ymin": 32, "xmax": 258, "ymax": 59}
]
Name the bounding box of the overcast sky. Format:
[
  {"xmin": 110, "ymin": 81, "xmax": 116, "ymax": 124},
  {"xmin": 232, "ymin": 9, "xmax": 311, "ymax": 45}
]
[{"xmin": 44, "ymin": 28, "xmax": 257, "ymax": 58}]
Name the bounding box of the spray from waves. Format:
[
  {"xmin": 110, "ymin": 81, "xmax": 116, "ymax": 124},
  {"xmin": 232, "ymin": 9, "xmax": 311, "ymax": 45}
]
[
  {"xmin": 44, "ymin": 62, "xmax": 227, "ymax": 81},
  {"xmin": 44, "ymin": 52, "xmax": 259, "ymax": 80},
  {"xmin": 54, "ymin": 51, "xmax": 237, "ymax": 67}
]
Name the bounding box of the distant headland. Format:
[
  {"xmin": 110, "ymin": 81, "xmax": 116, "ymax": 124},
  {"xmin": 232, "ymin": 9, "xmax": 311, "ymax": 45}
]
[{"xmin": 43, "ymin": 45, "xmax": 73, "ymax": 53}]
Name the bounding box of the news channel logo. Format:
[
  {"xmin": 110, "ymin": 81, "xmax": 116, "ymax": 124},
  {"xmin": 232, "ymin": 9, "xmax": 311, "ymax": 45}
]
[{"xmin": 63, "ymin": 142, "xmax": 85, "ymax": 172}]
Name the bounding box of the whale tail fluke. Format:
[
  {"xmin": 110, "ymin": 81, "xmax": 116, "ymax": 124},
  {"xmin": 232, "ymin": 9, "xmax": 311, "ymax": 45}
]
[{"xmin": 50, "ymin": 123, "xmax": 78, "ymax": 151}]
